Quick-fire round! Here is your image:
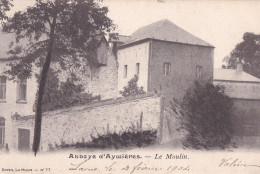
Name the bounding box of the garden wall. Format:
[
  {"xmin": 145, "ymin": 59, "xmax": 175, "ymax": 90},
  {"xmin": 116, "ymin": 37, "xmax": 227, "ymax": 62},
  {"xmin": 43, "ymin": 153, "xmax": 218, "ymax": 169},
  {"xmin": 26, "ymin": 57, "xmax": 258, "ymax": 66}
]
[
  {"xmin": 231, "ymin": 98, "xmax": 260, "ymax": 148},
  {"xmin": 233, "ymin": 98, "xmax": 260, "ymax": 136},
  {"xmin": 11, "ymin": 93, "xmax": 167, "ymax": 151}
]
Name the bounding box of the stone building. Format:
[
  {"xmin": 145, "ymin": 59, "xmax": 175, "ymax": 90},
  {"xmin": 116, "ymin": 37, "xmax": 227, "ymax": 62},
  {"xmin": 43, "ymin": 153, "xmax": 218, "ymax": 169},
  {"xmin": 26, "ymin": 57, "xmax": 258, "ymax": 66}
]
[
  {"xmin": 0, "ymin": 32, "xmax": 39, "ymax": 150},
  {"xmin": 56, "ymin": 35, "xmax": 118, "ymax": 100},
  {"xmin": 0, "ymin": 32, "xmax": 118, "ymax": 151},
  {"xmin": 84, "ymin": 36, "xmax": 118, "ymax": 100},
  {"xmin": 214, "ymin": 64, "xmax": 260, "ymax": 140},
  {"xmin": 1, "ymin": 19, "xmax": 216, "ymax": 151},
  {"xmin": 116, "ymin": 19, "xmax": 214, "ymax": 101},
  {"xmin": 0, "ymin": 58, "xmax": 38, "ymax": 150}
]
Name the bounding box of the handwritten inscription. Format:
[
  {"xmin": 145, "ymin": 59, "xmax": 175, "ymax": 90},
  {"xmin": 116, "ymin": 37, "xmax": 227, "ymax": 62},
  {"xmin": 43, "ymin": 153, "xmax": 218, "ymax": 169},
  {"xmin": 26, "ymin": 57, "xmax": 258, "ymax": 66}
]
[
  {"xmin": 69, "ymin": 160, "xmax": 190, "ymax": 173},
  {"xmin": 219, "ymin": 158, "xmax": 260, "ymax": 168},
  {"xmin": 67, "ymin": 153, "xmax": 260, "ymax": 173},
  {"xmin": 68, "ymin": 153, "xmax": 190, "ymax": 173}
]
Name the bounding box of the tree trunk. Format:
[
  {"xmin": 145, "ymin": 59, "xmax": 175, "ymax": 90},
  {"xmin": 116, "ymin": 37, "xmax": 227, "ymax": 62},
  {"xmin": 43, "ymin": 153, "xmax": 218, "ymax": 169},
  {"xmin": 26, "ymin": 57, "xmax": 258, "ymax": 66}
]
[{"xmin": 33, "ymin": 16, "xmax": 56, "ymax": 155}]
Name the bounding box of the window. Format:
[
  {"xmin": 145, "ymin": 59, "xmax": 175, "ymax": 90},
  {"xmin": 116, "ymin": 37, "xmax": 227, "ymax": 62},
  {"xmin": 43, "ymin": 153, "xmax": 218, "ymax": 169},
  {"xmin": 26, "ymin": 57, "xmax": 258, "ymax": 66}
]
[
  {"xmin": 136, "ymin": 63, "xmax": 140, "ymax": 75},
  {"xmin": 90, "ymin": 66, "xmax": 100, "ymax": 81},
  {"xmin": 163, "ymin": 63, "xmax": 171, "ymax": 76},
  {"xmin": 124, "ymin": 65, "xmax": 128, "ymax": 78},
  {"xmin": 196, "ymin": 66, "xmax": 203, "ymax": 79},
  {"xmin": 17, "ymin": 78, "xmax": 27, "ymax": 102},
  {"xmin": 0, "ymin": 76, "xmax": 6, "ymax": 100},
  {"xmin": 0, "ymin": 117, "xmax": 5, "ymax": 145}
]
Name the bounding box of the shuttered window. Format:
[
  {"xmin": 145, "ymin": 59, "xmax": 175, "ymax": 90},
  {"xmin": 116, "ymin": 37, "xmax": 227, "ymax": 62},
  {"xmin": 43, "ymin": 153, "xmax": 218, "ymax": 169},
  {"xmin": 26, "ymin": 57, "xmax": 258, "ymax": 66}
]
[
  {"xmin": 17, "ymin": 78, "xmax": 27, "ymax": 101},
  {"xmin": 0, "ymin": 76, "xmax": 6, "ymax": 100}
]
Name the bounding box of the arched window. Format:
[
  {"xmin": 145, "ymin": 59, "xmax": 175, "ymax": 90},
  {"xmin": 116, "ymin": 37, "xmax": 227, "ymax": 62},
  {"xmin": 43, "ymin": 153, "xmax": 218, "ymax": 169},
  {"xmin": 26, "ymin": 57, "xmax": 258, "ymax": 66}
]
[{"xmin": 0, "ymin": 117, "xmax": 5, "ymax": 145}]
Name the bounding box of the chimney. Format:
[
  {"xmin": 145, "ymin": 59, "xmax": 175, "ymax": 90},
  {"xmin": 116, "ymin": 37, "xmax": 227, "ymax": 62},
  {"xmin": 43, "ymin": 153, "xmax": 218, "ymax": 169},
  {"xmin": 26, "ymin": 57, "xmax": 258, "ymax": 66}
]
[{"xmin": 236, "ymin": 63, "xmax": 243, "ymax": 73}]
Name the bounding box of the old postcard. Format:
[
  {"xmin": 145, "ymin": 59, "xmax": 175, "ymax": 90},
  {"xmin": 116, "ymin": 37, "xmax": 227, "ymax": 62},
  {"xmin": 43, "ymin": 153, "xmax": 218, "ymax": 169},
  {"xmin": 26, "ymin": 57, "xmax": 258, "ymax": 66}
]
[{"xmin": 0, "ymin": 0, "xmax": 260, "ymax": 173}]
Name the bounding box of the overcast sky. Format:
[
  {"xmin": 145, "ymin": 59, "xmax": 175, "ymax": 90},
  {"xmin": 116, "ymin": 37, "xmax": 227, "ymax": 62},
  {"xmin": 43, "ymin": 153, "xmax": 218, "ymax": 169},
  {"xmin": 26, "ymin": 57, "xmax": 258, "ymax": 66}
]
[{"xmin": 10, "ymin": 0, "xmax": 260, "ymax": 68}]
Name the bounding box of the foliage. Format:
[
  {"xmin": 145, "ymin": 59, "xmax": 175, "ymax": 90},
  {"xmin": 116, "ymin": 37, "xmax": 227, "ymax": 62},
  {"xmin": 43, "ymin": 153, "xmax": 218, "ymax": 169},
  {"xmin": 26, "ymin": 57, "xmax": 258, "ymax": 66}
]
[
  {"xmin": 119, "ymin": 75, "xmax": 146, "ymax": 97},
  {"xmin": 35, "ymin": 68, "xmax": 99, "ymax": 112},
  {"xmin": 179, "ymin": 81, "xmax": 235, "ymax": 150},
  {"xmin": 2, "ymin": 0, "xmax": 114, "ymax": 154},
  {"xmin": 0, "ymin": 0, "xmax": 12, "ymax": 20},
  {"xmin": 3, "ymin": 0, "xmax": 114, "ymax": 79},
  {"xmin": 53, "ymin": 129, "xmax": 157, "ymax": 150},
  {"xmin": 79, "ymin": 130, "xmax": 157, "ymax": 149},
  {"xmin": 224, "ymin": 32, "xmax": 260, "ymax": 78}
]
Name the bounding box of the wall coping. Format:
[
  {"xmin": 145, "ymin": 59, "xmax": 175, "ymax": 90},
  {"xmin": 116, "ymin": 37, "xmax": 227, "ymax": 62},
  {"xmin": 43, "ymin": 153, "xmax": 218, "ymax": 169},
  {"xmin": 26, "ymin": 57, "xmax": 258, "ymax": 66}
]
[
  {"xmin": 13, "ymin": 92, "xmax": 162, "ymax": 121},
  {"xmin": 214, "ymin": 79, "xmax": 260, "ymax": 84},
  {"xmin": 232, "ymin": 97, "xmax": 260, "ymax": 101}
]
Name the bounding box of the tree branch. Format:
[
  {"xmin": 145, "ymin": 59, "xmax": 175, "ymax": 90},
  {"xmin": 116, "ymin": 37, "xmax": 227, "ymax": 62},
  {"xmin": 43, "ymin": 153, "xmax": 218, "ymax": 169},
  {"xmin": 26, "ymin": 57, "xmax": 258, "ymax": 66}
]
[{"xmin": 24, "ymin": 39, "xmax": 49, "ymax": 53}]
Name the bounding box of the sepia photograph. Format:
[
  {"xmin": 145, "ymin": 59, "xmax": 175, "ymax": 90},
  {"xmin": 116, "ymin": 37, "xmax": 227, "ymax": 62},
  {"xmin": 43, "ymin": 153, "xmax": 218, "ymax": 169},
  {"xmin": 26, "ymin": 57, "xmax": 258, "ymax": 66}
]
[{"xmin": 0, "ymin": 0, "xmax": 260, "ymax": 173}]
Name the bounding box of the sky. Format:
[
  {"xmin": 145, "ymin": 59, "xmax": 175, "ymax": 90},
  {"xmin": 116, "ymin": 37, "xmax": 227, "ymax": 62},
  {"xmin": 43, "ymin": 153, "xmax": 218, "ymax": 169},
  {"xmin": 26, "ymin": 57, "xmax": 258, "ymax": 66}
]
[{"xmin": 10, "ymin": 0, "xmax": 260, "ymax": 68}]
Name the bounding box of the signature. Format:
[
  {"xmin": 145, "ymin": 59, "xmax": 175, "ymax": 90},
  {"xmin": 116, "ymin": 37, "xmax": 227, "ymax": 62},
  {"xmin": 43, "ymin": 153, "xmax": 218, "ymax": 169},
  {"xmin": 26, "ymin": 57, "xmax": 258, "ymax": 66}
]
[{"xmin": 219, "ymin": 158, "xmax": 260, "ymax": 168}]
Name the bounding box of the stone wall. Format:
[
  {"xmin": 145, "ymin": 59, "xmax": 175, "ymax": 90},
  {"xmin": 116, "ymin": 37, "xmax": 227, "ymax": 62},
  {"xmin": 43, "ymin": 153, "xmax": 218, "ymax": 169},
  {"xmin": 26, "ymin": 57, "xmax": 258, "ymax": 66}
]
[
  {"xmin": 214, "ymin": 81, "xmax": 260, "ymax": 100},
  {"xmin": 213, "ymin": 80, "xmax": 260, "ymax": 146},
  {"xmin": 149, "ymin": 40, "xmax": 214, "ymax": 102},
  {"xmin": 233, "ymin": 98, "xmax": 260, "ymax": 136},
  {"xmin": 11, "ymin": 93, "xmax": 165, "ymax": 151},
  {"xmin": 231, "ymin": 98, "xmax": 260, "ymax": 147},
  {"xmin": 53, "ymin": 43, "xmax": 118, "ymax": 100},
  {"xmin": 88, "ymin": 49, "xmax": 118, "ymax": 100}
]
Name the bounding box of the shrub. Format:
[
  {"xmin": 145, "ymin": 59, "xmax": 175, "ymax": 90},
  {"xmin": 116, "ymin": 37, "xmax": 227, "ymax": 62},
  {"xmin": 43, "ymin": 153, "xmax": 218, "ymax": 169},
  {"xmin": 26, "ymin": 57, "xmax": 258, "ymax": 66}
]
[
  {"xmin": 77, "ymin": 130, "xmax": 157, "ymax": 149},
  {"xmin": 179, "ymin": 81, "xmax": 235, "ymax": 150},
  {"xmin": 119, "ymin": 75, "xmax": 146, "ymax": 97},
  {"xmin": 54, "ymin": 129, "xmax": 157, "ymax": 150}
]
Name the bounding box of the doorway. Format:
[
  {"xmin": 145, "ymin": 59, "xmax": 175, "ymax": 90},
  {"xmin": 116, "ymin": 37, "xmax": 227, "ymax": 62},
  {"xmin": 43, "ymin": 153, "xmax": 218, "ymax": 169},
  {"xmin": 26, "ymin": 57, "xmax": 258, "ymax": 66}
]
[{"xmin": 18, "ymin": 128, "xmax": 30, "ymax": 151}]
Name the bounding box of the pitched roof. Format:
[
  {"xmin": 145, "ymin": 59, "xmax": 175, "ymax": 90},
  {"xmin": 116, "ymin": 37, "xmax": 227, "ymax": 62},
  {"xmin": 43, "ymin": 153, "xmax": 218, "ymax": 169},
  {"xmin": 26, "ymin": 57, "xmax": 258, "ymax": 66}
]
[
  {"xmin": 109, "ymin": 35, "xmax": 130, "ymax": 43},
  {"xmin": 214, "ymin": 68, "xmax": 260, "ymax": 83},
  {"xmin": 121, "ymin": 19, "xmax": 213, "ymax": 48}
]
